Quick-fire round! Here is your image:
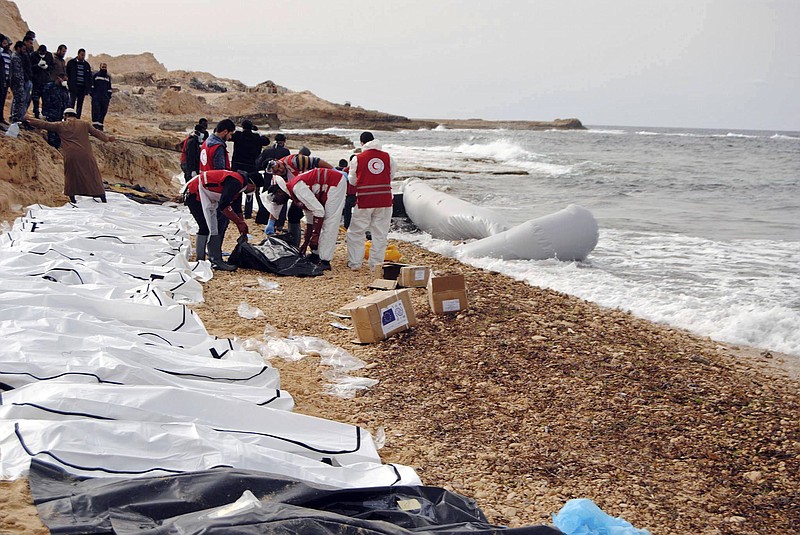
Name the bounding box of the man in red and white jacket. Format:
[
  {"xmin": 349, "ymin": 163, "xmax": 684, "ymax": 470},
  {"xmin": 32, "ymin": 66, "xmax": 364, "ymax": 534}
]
[
  {"xmin": 262, "ymin": 168, "xmax": 346, "ymax": 271},
  {"xmin": 346, "ymin": 131, "xmax": 396, "ymax": 270}
]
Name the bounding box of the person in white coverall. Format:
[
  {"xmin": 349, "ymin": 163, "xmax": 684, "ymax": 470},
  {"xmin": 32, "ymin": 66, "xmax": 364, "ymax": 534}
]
[
  {"xmin": 346, "ymin": 131, "xmax": 396, "ymax": 270},
  {"xmin": 261, "ymin": 169, "xmax": 346, "ymax": 271}
]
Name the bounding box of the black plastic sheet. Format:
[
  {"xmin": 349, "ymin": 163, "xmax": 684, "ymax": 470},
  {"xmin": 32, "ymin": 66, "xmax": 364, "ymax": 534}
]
[
  {"xmin": 228, "ymin": 236, "xmax": 324, "ymax": 276},
  {"xmin": 30, "ymin": 460, "xmax": 562, "ymax": 534}
]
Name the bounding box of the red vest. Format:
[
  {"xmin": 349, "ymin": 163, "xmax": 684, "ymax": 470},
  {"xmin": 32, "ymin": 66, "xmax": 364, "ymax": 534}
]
[
  {"xmin": 186, "ymin": 170, "xmax": 245, "ymax": 196},
  {"xmin": 199, "ymin": 140, "xmax": 230, "ymax": 171},
  {"xmin": 287, "ymin": 168, "xmax": 344, "ymax": 209},
  {"xmin": 355, "ymin": 149, "xmax": 392, "ymax": 208}
]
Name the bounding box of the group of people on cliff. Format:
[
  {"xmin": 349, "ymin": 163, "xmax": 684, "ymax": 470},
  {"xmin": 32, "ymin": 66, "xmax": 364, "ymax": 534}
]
[
  {"xmin": 181, "ymin": 119, "xmax": 396, "ymax": 274},
  {"xmin": 0, "ymin": 28, "xmax": 113, "ymax": 136}
]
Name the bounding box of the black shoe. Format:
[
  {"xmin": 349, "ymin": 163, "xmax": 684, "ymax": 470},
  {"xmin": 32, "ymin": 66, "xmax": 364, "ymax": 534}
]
[
  {"xmin": 320, "ymin": 260, "xmax": 332, "ymax": 271},
  {"xmin": 211, "ymin": 261, "xmax": 237, "ymax": 272},
  {"xmin": 20, "ymin": 120, "xmax": 35, "ymax": 131},
  {"xmin": 306, "ymin": 252, "xmax": 321, "ymax": 264}
]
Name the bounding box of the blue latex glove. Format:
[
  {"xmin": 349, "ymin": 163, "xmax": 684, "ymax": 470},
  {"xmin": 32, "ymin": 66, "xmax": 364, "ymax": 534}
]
[{"xmin": 265, "ymin": 219, "xmax": 276, "ymax": 235}]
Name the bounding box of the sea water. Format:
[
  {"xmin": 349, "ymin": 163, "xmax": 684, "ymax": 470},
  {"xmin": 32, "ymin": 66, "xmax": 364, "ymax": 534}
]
[{"xmin": 308, "ymin": 126, "xmax": 800, "ymax": 358}]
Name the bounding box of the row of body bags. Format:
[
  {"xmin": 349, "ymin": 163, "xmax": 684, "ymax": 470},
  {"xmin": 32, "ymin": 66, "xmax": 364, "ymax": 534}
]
[{"xmin": 0, "ymin": 193, "xmax": 420, "ymax": 488}]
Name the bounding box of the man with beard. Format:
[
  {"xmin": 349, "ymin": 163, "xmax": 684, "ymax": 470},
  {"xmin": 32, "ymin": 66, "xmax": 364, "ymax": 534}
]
[{"xmin": 66, "ymin": 48, "xmax": 92, "ymax": 118}]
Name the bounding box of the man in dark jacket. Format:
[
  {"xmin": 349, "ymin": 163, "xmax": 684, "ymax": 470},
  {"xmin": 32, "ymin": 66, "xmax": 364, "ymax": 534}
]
[
  {"xmin": 231, "ymin": 119, "xmax": 269, "ymax": 218},
  {"xmin": 41, "ymin": 71, "xmax": 70, "ymax": 147},
  {"xmin": 180, "ymin": 125, "xmax": 204, "ymax": 182},
  {"xmin": 66, "ymin": 48, "xmax": 92, "ymax": 118},
  {"xmin": 0, "ymin": 34, "xmax": 10, "ymax": 125},
  {"xmin": 50, "ymin": 44, "xmax": 67, "ymax": 82},
  {"xmin": 253, "ymin": 133, "xmax": 291, "ymax": 225},
  {"xmin": 30, "ymin": 44, "xmax": 53, "ymax": 118},
  {"xmin": 90, "ymin": 62, "xmax": 112, "ymax": 130}
]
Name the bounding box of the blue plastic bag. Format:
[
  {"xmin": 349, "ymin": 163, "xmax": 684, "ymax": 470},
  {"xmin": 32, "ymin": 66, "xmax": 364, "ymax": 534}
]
[{"xmin": 553, "ymin": 499, "xmax": 651, "ymax": 535}]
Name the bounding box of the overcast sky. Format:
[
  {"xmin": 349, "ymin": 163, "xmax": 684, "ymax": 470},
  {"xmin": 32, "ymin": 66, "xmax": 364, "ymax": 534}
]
[{"xmin": 18, "ymin": 0, "xmax": 800, "ymax": 131}]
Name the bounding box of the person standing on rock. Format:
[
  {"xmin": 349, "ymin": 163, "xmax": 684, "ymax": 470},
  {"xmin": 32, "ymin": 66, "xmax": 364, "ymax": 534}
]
[
  {"xmin": 66, "ymin": 48, "xmax": 92, "ymax": 118},
  {"xmin": 30, "ymin": 44, "xmax": 53, "ymax": 119},
  {"xmin": 346, "ymin": 131, "xmax": 396, "ymax": 270},
  {"xmin": 231, "ymin": 119, "xmax": 269, "ymax": 218},
  {"xmin": 9, "ymin": 41, "xmax": 29, "ymax": 127},
  {"xmin": 50, "ymin": 44, "xmax": 67, "ymax": 82},
  {"xmin": 90, "ymin": 62, "xmax": 112, "ymax": 130},
  {"xmin": 40, "ymin": 72, "xmax": 70, "ymax": 147},
  {"xmin": 25, "ymin": 107, "xmax": 116, "ymax": 203},
  {"xmin": 0, "ymin": 35, "xmax": 13, "ymax": 126}
]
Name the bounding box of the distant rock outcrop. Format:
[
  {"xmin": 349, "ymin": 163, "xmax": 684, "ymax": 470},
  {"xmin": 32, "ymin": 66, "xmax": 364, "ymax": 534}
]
[
  {"xmin": 88, "ymin": 52, "xmax": 168, "ymax": 75},
  {"xmin": 0, "ymin": 0, "xmax": 29, "ymax": 41}
]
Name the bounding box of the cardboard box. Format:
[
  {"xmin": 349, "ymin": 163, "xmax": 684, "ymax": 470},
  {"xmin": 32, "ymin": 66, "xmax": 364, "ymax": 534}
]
[
  {"xmin": 368, "ymin": 279, "xmax": 397, "ymax": 290},
  {"xmin": 373, "ymin": 263, "xmax": 431, "ymax": 288},
  {"xmin": 427, "ymin": 273, "xmax": 468, "ymax": 314},
  {"xmin": 338, "ymin": 289, "xmax": 417, "ymax": 343}
]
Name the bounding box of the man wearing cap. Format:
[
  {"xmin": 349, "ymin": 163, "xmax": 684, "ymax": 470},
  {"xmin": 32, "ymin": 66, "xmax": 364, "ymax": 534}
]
[
  {"xmin": 183, "ymin": 169, "xmax": 254, "ymax": 271},
  {"xmin": 346, "ymin": 131, "xmax": 397, "ymax": 270},
  {"xmin": 262, "ymin": 168, "xmax": 347, "ymax": 271},
  {"xmin": 231, "ymin": 119, "xmax": 269, "ymax": 218},
  {"xmin": 25, "ymin": 107, "xmax": 116, "ymax": 203}
]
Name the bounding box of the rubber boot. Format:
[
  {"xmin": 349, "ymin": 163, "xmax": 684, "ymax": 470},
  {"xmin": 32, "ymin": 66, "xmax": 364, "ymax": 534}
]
[
  {"xmin": 195, "ymin": 234, "xmax": 208, "ymax": 261},
  {"xmin": 288, "ymin": 223, "xmax": 301, "ymax": 248},
  {"xmin": 207, "ymin": 234, "xmax": 237, "ymax": 271}
]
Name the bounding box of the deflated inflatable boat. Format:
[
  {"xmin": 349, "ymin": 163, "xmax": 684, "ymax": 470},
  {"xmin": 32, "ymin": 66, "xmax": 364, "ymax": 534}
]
[{"xmin": 401, "ymin": 179, "xmax": 599, "ymax": 261}]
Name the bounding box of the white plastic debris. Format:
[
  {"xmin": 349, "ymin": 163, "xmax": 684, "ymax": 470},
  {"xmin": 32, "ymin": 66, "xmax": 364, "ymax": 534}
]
[
  {"xmin": 257, "ymin": 277, "xmax": 280, "ymax": 290},
  {"xmin": 237, "ymin": 302, "xmax": 264, "ymax": 319}
]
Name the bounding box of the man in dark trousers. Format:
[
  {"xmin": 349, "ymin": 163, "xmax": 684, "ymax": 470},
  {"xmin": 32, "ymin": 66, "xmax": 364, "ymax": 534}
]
[
  {"xmin": 231, "ymin": 119, "xmax": 269, "ymax": 218},
  {"xmin": 91, "ymin": 62, "xmax": 112, "ymax": 130},
  {"xmin": 30, "ymin": 44, "xmax": 53, "ymax": 118},
  {"xmin": 254, "ymin": 133, "xmax": 291, "ymax": 226},
  {"xmin": 0, "ymin": 34, "xmax": 10, "ymax": 125},
  {"xmin": 66, "ymin": 48, "xmax": 92, "ymax": 118}
]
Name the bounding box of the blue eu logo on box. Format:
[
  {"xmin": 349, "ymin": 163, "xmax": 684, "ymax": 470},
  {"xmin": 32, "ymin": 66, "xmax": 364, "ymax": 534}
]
[{"xmin": 381, "ymin": 308, "xmax": 396, "ymax": 326}]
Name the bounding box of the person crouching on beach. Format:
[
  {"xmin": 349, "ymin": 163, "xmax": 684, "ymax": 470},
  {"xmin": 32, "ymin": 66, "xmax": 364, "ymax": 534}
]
[
  {"xmin": 264, "ymin": 153, "xmax": 334, "ymax": 247},
  {"xmin": 262, "ymin": 169, "xmax": 347, "ymax": 271},
  {"xmin": 183, "ymin": 169, "xmax": 255, "ymax": 271}
]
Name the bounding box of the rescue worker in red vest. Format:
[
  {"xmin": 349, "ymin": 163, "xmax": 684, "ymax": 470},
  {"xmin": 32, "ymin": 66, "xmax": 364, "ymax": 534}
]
[
  {"xmin": 199, "ymin": 118, "xmax": 234, "ymax": 172},
  {"xmin": 184, "ymin": 169, "xmax": 254, "ymax": 271},
  {"xmin": 346, "ymin": 131, "xmax": 396, "ymax": 270},
  {"xmin": 262, "ymin": 168, "xmax": 347, "ymax": 271},
  {"xmin": 265, "ymin": 153, "xmax": 333, "ymax": 247}
]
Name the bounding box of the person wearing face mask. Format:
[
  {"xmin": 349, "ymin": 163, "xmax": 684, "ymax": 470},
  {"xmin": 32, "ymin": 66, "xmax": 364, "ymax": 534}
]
[
  {"xmin": 91, "ymin": 62, "xmax": 112, "ymax": 130},
  {"xmin": 30, "ymin": 44, "xmax": 53, "ymax": 119},
  {"xmin": 39, "ymin": 71, "xmax": 71, "ymax": 147}
]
